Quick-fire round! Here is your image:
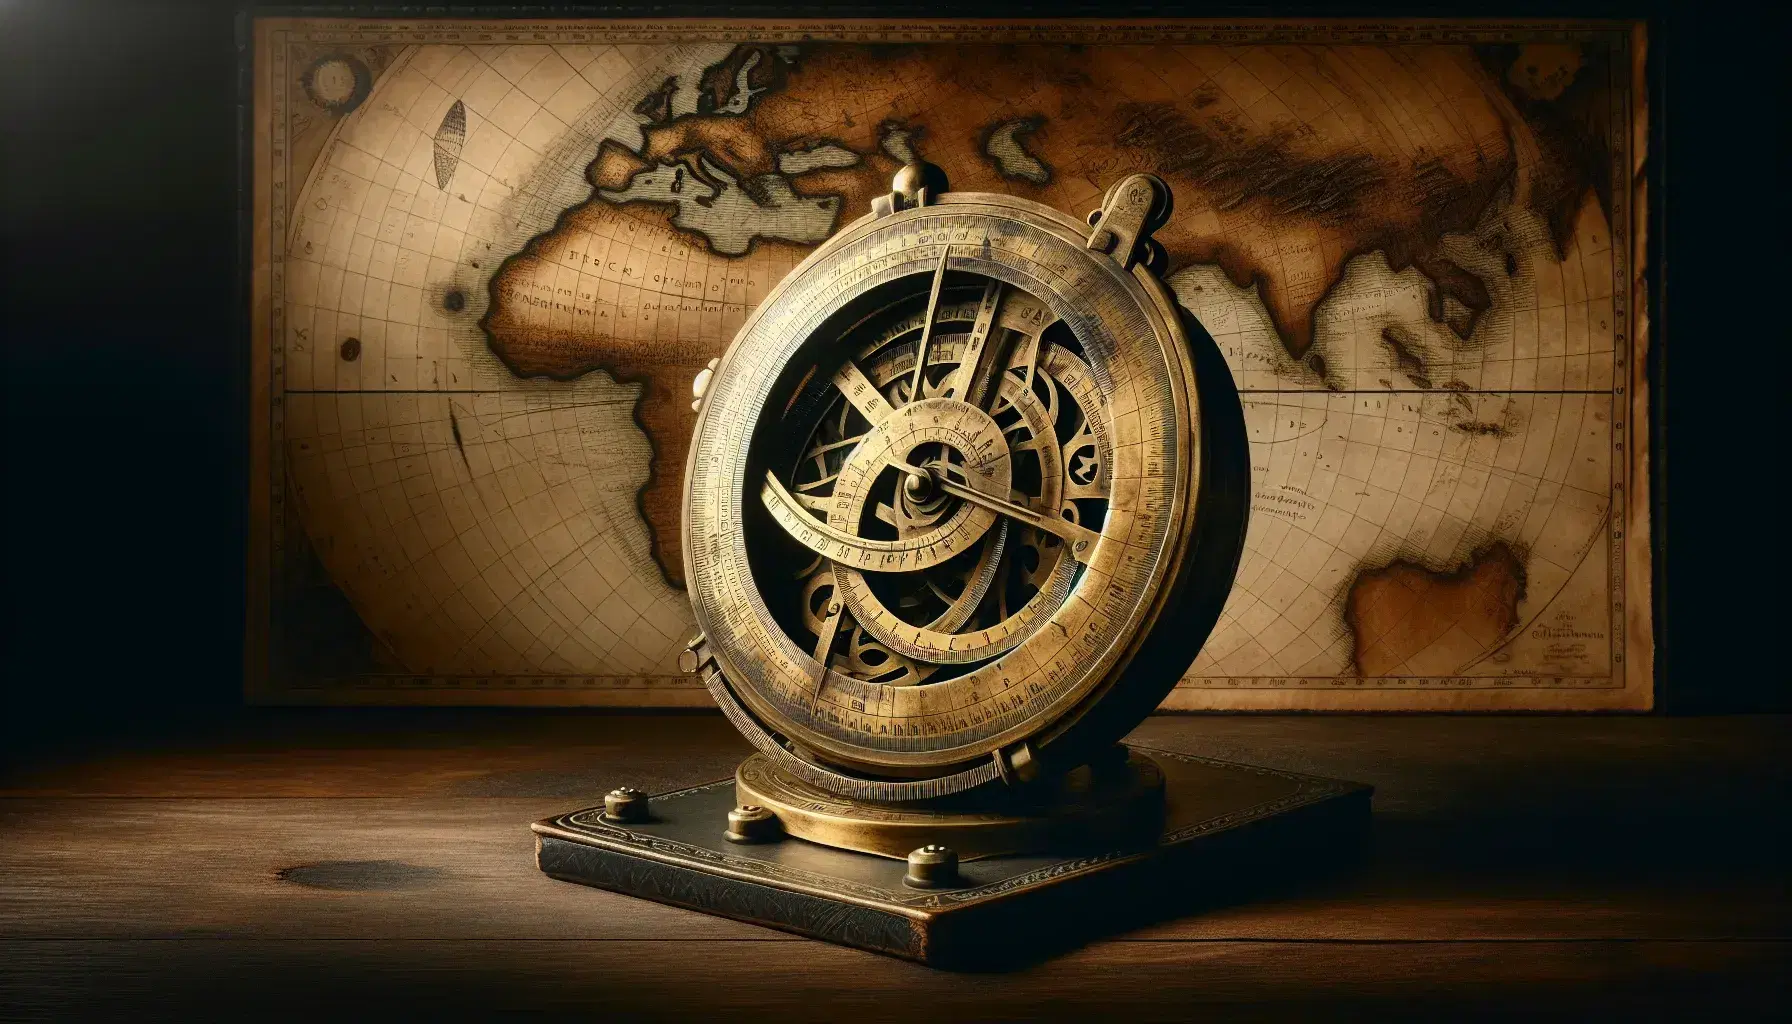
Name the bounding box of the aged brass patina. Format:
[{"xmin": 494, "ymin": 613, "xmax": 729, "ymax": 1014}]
[
  {"xmin": 732, "ymin": 747, "xmax": 1166, "ymax": 861},
  {"xmin": 677, "ymin": 165, "xmax": 1234, "ymax": 803},
  {"xmin": 535, "ymin": 164, "xmax": 1368, "ymax": 966}
]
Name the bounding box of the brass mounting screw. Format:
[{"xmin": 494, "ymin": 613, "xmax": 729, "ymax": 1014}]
[
  {"xmin": 602, "ymin": 786, "xmax": 650, "ymax": 824},
  {"xmin": 725, "ymin": 804, "xmax": 782, "ymax": 844},
  {"xmin": 678, "ymin": 632, "xmax": 708, "ymax": 674},
  {"xmin": 903, "ymin": 843, "xmax": 961, "ymax": 889}
]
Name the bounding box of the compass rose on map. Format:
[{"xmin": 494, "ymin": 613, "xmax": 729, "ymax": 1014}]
[{"xmin": 300, "ymin": 54, "xmax": 371, "ymax": 114}]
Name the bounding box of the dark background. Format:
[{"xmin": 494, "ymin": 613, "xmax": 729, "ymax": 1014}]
[{"xmin": 3, "ymin": 1, "xmax": 1785, "ymax": 754}]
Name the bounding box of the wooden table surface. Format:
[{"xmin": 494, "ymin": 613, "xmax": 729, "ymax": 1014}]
[{"xmin": 2, "ymin": 711, "xmax": 1786, "ymax": 1020}]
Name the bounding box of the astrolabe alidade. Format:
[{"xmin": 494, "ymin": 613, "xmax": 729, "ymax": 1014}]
[{"xmin": 534, "ymin": 165, "xmax": 1369, "ymax": 967}]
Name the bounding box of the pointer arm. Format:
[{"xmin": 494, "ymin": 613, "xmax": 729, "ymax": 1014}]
[
  {"xmin": 908, "ymin": 247, "xmax": 952, "ymax": 402},
  {"xmin": 894, "ymin": 460, "xmax": 1100, "ymax": 564},
  {"xmin": 941, "ymin": 279, "xmax": 1005, "ymax": 407}
]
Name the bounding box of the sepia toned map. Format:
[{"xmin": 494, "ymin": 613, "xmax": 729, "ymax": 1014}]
[{"xmin": 249, "ymin": 18, "xmax": 1651, "ymax": 708}]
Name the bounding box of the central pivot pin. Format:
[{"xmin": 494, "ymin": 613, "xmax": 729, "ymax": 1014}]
[{"xmin": 902, "ymin": 467, "xmax": 934, "ymax": 503}]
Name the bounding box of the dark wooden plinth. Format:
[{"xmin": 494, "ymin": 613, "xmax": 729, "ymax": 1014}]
[{"xmin": 533, "ymin": 745, "xmax": 1371, "ymax": 968}]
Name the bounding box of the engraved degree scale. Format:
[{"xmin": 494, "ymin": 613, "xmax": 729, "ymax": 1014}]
[{"xmin": 534, "ymin": 165, "xmax": 1370, "ymax": 967}]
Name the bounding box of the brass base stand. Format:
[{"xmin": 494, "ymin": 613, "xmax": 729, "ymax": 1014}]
[
  {"xmin": 733, "ymin": 746, "xmax": 1167, "ymax": 862},
  {"xmin": 533, "ymin": 744, "xmax": 1371, "ymax": 968}
]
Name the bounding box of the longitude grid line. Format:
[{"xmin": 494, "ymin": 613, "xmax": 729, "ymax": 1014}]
[
  {"xmin": 1274, "ymin": 393, "xmax": 1611, "ymax": 502},
  {"xmin": 439, "ymin": 409, "xmax": 584, "ymax": 668}
]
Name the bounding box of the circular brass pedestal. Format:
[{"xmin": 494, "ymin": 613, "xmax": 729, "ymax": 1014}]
[{"xmin": 733, "ymin": 748, "xmax": 1166, "ymax": 861}]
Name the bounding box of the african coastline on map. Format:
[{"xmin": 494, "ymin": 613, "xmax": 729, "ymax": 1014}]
[{"xmin": 250, "ymin": 20, "xmax": 1650, "ymax": 709}]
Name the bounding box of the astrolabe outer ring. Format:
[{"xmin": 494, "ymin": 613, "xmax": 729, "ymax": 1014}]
[
  {"xmin": 681, "ymin": 186, "xmax": 1229, "ymax": 798},
  {"xmin": 684, "ymin": 192, "xmax": 1201, "ymax": 784}
]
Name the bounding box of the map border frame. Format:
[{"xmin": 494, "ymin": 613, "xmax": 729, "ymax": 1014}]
[{"xmin": 247, "ymin": 15, "xmax": 1653, "ymax": 709}]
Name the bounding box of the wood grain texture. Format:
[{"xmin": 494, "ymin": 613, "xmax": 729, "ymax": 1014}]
[
  {"xmin": 1, "ymin": 713, "xmax": 1785, "ymax": 1019},
  {"xmin": 0, "ymin": 712, "xmax": 752, "ymax": 798},
  {"xmin": 4, "ymin": 940, "xmax": 1784, "ymax": 1022}
]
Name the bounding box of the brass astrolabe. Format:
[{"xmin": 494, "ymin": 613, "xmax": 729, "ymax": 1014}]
[
  {"xmin": 673, "ymin": 162, "xmax": 1251, "ymax": 874},
  {"xmin": 532, "ymin": 164, "xmax": 1367, "ymax": 967}
]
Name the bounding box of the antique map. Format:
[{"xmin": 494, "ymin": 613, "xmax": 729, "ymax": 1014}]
[{"xmin": 249, "ymin": 18, "xmax": 1651, "ymax": 708}]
